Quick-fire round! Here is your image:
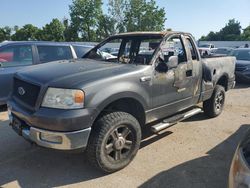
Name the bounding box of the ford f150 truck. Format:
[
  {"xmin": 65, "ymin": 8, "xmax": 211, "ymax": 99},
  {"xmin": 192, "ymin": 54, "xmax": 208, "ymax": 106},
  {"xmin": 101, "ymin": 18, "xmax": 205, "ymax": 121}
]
[{"xmin": 8, "ymin": 31, "xmax": 236, "ymax": 172}]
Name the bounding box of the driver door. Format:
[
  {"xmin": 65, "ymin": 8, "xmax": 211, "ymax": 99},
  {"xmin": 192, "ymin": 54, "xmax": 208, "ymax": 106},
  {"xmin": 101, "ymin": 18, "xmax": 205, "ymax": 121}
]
[{"xmin": 150, "ymin": 34, "xmax": 195, "ymax": 120}]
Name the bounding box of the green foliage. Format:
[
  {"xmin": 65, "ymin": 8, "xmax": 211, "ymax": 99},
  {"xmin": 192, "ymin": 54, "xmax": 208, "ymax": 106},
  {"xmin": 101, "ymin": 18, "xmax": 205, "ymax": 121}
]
[
  {"xmin": 11, "ymin": 24, "xmax": 40, "ymax": 41},
  {"xmin": 200, "ymin": 31, "xmax": 221, "ymax": 41},
  {"xmin": 124, "ymin": 0, "xmax": 166, "ymax": 32},
  {"xmin": 242, "ymin": 26, "xmax": 250, "ymax": 41},
  {"xmin": 69, "ymin": 0, "xmax": 103, "ymax": 41},
  {"xmin": 220, "ymin": 19, "xmax": 241, "ymax": 40},
  {"xmin": 0, "ymin": 27, "xmax": 11, "ymax": 42},
  {"xmin": 200, "ymin": 19, "xmax": 246, "ymax": 41},
  {"xmin": 96, "ymin": 15, "xmax": 116, "ymax": 40},
  {"xmin": 39, "ymin": 19, "xmax": 65, "ymax": 41},
  {"xmin": 63, "ymin": 18, "xmax": 79, "ymax": 42},
  {"xmin": 1, "ymin": 0, "xmax": 167, "ymax": 42},
  {"xmin": 108, "ymin": 0, "xmax": 128, "ymax": 33},
  {"xmin": 108, "ymin": 0, "xmax": 166, "ymax": 33}
]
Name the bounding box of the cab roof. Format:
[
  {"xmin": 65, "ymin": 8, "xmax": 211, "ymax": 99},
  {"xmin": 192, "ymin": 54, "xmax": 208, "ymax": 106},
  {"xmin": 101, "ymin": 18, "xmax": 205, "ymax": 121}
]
[
  {"xmin": 0, "ymin": 41, "xmax": 94, "ymax": 47},
  {"xmin": 113, "ymin": 31, "xmax": 192, "ymax": 38}
]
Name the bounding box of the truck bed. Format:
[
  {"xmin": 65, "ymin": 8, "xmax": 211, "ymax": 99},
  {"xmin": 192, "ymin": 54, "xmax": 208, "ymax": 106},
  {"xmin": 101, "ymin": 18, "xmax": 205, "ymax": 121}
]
[{"xmin": 201, "ymin": 56, "xmax": 236, "ymax": 101}]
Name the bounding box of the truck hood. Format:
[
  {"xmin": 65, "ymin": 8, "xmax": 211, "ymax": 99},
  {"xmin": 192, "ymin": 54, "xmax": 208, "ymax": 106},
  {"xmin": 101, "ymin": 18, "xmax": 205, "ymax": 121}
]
[{"xmin": 16, "ymin": 59, "xmax": 145, "ymax": 88}]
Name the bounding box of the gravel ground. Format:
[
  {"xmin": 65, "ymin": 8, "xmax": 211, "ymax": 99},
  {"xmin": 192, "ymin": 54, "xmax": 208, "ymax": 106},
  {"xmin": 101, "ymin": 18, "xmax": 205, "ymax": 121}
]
[{"xmin": 0, "ymin": 83, "xmax": 250, "ymax": 188}]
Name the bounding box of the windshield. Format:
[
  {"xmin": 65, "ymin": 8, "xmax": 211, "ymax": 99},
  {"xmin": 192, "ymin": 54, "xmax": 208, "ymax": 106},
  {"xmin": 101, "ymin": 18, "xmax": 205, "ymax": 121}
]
[
  {"xmin": 230, "ymin": 50, "xmax": 250, "ymax": 61},
  {"xmin": 84, "ymin": 36, "xmax": 163, "ymax": 65}
]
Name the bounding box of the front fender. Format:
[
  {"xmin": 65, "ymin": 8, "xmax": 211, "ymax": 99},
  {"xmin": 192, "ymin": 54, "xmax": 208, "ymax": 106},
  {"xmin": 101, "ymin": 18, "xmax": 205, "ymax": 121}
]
[{"xmin": 85, "ymin": 81, "xmax": 150, "ymax": 117}]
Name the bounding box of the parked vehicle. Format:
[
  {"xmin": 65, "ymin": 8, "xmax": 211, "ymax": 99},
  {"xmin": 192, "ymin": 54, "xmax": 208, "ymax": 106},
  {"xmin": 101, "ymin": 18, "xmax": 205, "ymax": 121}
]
[
  {"xmin": 199, "ymin": 43, "xmax": 216, "ymax": 56},
  {"xmin": 102, "ymin": 47, "xmax": 120, "ymax": 56},
  {"xmin": 0, "ymin": 41, "xmax": 93, "ymax": 106},
  {"xmin": 211, "ymin": 47, "xmax": 234, "ymax": 56},
  {"xmin": 199, "ymin": 44, "xmax": 216, "ymax": 49},
  {"xmin": 98, "ymin": 50, "xmax": 117, "ymax": 60},
  {"xmin": 229, "ymin": 128, "xmax": 250, "ymax": 188},
  {"xmin": 8, "ymin": 31, "xmax": 235, "ymax": 172},
  {"xmin": 230, "ymin": 48, "xmax": 250, "ymax": 82}
]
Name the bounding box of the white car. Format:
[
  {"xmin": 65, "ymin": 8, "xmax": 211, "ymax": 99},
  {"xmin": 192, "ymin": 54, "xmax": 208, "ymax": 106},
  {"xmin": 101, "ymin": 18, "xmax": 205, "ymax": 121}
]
[
  {"xmin": 199, "ymin": 44, "xmax": 216, "ymax": 56},
  {"xmin": 98, "ymin": 50, "xmax": 117, "ymax": 60}
]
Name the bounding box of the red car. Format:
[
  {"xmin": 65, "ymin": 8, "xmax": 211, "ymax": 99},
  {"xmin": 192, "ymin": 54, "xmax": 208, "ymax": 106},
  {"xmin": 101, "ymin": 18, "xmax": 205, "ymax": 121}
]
[{"xmin": 0, "ymin": 52, "xmax": 13, "ymax": 62}]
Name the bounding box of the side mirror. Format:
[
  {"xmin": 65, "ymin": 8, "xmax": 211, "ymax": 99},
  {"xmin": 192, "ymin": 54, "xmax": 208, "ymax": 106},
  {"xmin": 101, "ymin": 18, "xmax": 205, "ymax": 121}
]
[{"xmin": 168, "ymin": 56, "xmax": 178, "ymax": 69}]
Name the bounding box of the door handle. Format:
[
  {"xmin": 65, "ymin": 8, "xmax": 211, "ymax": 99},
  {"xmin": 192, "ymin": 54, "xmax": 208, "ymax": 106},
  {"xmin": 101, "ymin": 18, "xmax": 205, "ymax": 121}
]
[
  {"xmin": 213, "ymin": 69, "xmax": 216, "ymax": 75},
  {"xmin": 140, "ymin": 76, "xmax": 151, "ymax": 82},
  {"xmin": 186, "ymin": 70, "xmax": 192, "ymax": 77}
]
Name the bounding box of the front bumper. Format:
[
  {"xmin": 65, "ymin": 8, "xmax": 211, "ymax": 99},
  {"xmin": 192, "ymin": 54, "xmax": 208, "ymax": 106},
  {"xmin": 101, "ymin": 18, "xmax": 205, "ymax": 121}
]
[
  {"xmin": 9, "ymin": 112, "xmax": 91, "ymax": 150},
  {"xmin": 8, "ymin": 100, "xmax": 97, "ymax": 132},
  {"xmin": 7, "ymin": 100, "xmax": 98, "ymax": 150}
]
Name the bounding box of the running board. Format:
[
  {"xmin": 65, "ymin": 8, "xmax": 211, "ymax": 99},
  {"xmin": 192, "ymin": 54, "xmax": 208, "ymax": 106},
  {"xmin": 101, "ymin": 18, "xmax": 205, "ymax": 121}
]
[{"xmin": 151, "ymin": 108, "xmax": 202, "ymax": 133}]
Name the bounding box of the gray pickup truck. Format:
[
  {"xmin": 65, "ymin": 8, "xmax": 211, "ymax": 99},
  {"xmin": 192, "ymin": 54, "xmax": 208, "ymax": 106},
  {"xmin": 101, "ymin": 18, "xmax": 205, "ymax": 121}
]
[{"xmin": 8, "ymin": 31, "xmax": 235, "ymax": 172}]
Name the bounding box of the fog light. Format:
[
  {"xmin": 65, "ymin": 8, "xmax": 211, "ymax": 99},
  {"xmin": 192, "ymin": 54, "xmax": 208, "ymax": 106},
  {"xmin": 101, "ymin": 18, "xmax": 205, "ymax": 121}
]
[{"xmin": 40, "ymin": 133, "xmax": 62, "ymax": 144}]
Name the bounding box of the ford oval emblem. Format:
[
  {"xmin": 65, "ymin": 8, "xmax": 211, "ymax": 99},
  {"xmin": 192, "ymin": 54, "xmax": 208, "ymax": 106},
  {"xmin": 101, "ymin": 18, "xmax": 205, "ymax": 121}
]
[{"xmin": 18, "ymin": 87, "xmax": 26, "ymax": 96}]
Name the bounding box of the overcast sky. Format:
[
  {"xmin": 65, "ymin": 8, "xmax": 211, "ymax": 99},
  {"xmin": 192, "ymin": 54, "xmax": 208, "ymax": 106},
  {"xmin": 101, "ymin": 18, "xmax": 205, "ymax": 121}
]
[{"xmin": 0, "ymin": 0, "xmax": 249, "ymax": 39}]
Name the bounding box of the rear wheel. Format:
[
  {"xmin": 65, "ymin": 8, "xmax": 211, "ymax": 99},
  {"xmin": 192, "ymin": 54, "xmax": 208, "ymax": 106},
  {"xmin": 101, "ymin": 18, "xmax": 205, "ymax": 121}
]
[
  {"xmin": 203, "ymin": 85, "xmax": 225, "ymax": 118},
  {"xmin": 86, "ymin": 111, "xmax": 141, "ymax": 173}
]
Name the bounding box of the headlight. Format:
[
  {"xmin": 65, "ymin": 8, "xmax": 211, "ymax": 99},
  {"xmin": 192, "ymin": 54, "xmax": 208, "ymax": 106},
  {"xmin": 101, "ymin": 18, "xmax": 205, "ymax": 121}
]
[{"xmin": 42, "ymin": 88, "xmax": 84, "ymax": 109}]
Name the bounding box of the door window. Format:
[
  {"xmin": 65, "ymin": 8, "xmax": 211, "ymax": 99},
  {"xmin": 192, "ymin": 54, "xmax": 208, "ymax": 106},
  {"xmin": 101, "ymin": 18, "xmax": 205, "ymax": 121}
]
[
  {"xmin": 0, "ymin": 45, "xmax": 33, "ymax": 68},
  {"xmin": 73, "ymin": 45, "xmax": 93, "ymax": 58},
  {"xmin": 37, "ymin": 45, "xmax": 72, "ymax": 63},
  {"xmin": 185, "ymin": 37, "xmax": 198, "ymax": 60},
  {"xmin": 161, "ymin": 36, "xmax": 187, "ymax": 64},
  {"xmin": 136, "ymin": 38, "xmax": 162, "ymax": 65}
]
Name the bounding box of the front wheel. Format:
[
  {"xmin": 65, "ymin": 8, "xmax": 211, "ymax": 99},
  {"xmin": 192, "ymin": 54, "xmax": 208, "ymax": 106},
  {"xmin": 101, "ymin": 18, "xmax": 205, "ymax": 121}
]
[
  {"xmin": 86, "ymin": 111, "xmax": 141, "ymax": 173},
  {"xmin": 203, "ymin": 85, "xmax": 225, "ymax": 118}
]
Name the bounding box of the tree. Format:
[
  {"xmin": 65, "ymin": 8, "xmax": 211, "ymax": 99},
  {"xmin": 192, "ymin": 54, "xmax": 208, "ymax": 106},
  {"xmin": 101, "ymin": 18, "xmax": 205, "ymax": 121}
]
[
  {"xmin": 11, "ymin": 24, "xmax": 39, "ymax": 41},
  {"xmin": 200, "ymin": 19, "xmax": 242, "ymax": 41},
  {"xmin": 40, "ymin": 19, "xmax": 65, "ymax": 41},
  {"xmin": 124, "ymin": 0, "xmax": 166, "ymax": 32},
  {"xmin": 200, "ymin": 31, "xmax": 221, "ymax": 41},
  {"xmin": 242, "ymin": 25, "xmax": 250, "ymax": 41},
  {"xmin": 69, "ymin": 0, "xmax": 103, "ymax": 41},
  {"xmin": 108, "ymin": 0, "xmax": 128, "ymax": 33},
  {"xmin": 220, "ymin": 19, "xmax": 241, "ymax": 40},
  {"xmin": 0, "ymin": 26, "xmax": 12, "ymax": 42},
  {"xmin": 96, "ymin": 15, "xmax": 116, "ymax": 40},
  {"xmin": 13, "ymin": 25, "xmax": 19, "ymax": 33},
  {"xmin": 63, "ymin": 18, "xmax": 80, "ymax": 41}
]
